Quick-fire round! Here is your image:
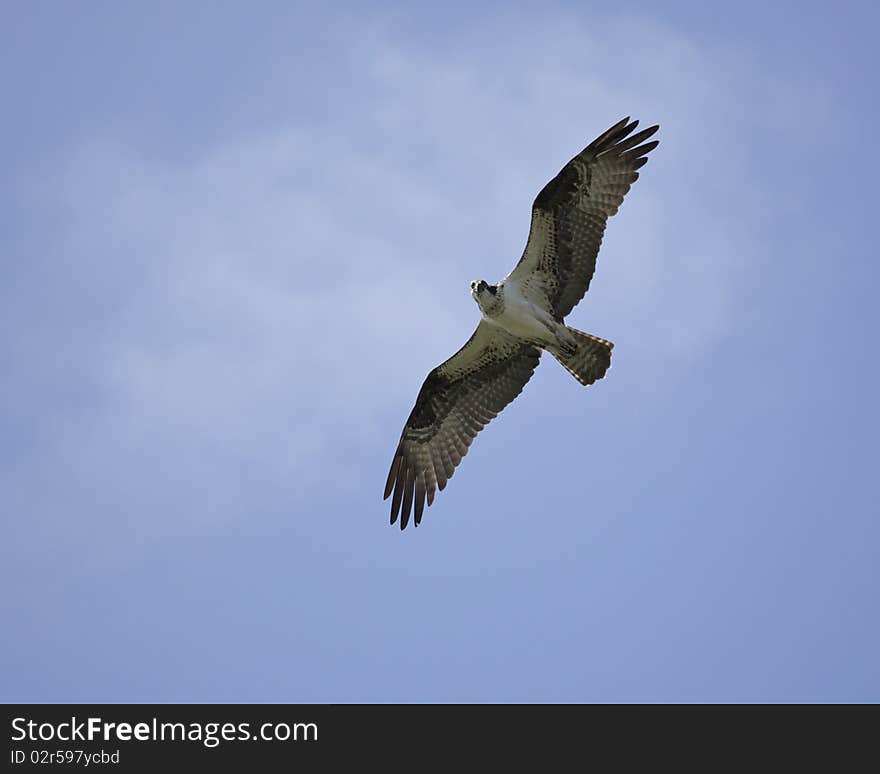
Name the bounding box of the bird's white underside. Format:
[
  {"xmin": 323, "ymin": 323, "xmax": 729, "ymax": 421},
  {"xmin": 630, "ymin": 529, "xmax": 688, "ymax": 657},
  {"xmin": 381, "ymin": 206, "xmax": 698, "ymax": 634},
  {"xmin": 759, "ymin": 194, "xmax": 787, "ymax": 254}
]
[{"xmin": 480, "ymin": 276, "xmax": 572, "ymax": 351}]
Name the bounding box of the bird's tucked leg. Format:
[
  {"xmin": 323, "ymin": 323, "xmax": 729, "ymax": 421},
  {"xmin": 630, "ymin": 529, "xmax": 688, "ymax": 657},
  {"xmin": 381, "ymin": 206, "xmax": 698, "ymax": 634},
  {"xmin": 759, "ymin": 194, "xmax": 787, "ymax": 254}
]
[{"xmin": 552, "ymin": 325, "xmax": 579, "ymax": 357}]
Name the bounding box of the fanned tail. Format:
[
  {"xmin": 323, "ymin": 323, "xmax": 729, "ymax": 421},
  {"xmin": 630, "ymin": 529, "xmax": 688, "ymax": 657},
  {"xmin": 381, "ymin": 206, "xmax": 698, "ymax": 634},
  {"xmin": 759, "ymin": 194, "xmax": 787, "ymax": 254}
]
[{"xmin": 550, "ymin": 327, "xmax": 613, "ymax": 386}]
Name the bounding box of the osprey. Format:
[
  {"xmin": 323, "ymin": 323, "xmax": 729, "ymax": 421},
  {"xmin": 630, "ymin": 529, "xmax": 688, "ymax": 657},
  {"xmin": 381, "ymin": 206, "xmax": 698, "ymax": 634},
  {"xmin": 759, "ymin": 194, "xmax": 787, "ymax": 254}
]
[{"xmin": 384, "ymin": 117, "xmax": 660, "ymax": 529}]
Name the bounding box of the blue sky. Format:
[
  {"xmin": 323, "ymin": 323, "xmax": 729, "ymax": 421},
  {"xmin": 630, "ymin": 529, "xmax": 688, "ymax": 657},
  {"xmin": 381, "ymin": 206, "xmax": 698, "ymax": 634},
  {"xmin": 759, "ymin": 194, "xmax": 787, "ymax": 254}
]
[{"xmin": 2, "ymin": 1, "xmax": 878, "ymax": 702}]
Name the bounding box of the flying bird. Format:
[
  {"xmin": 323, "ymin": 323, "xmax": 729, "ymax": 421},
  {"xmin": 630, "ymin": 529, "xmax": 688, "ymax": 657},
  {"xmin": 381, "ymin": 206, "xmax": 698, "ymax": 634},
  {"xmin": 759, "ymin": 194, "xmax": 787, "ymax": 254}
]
[{"xmin": 384, "ymin": 117, "xmax": 660, "ymax": 529}]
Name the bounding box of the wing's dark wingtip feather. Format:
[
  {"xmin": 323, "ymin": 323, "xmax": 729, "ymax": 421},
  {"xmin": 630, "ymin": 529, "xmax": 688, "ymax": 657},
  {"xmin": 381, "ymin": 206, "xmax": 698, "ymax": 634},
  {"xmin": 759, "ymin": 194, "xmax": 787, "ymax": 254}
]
[
  {"xmin": 389, "ymin": 459, "xmax": 405, "ymax": 524},
  {"xmin": 586, "ymin": 116, "xmax": 633, "ymax": 153},
  {"xmin": 624, "ymin": 138, "xmax": 660, "ymax": 157},
  {"xmin": 383, "ymin": 453, "xmax": 402, "ymax": 500},
  {"xmin": 400, "ymin": 467, "xmax": 415, "ymax": 530},
  {"xmin": 593, "ymin": 121, "xmax": 660, "ymax": 159},
  {"xmin": 414, "ymin": 476, "xmax": 426, "ymax": 526},
  {"xmin": 608, "ymin": 125, "xmax": 660, "ymax": 156}
]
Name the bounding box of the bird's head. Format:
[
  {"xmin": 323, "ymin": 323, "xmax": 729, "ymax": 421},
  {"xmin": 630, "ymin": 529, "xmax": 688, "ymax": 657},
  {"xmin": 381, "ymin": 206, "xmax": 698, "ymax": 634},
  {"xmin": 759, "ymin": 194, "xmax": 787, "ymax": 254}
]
[{"xmin": 470, "ymin": 279, "xmax": 498, "ymax": 309}]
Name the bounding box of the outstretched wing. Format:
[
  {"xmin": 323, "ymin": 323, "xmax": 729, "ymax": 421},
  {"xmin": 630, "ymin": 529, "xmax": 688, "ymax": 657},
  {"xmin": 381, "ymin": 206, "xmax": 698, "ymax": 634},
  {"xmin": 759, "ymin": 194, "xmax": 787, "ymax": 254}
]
[
  {"xmin": 384, "ymin": 322, "xmax": 541, "ymax": 529},
  {"xmin": 507, "ymin": 117, "xmax": 660, "ymax": 318}
]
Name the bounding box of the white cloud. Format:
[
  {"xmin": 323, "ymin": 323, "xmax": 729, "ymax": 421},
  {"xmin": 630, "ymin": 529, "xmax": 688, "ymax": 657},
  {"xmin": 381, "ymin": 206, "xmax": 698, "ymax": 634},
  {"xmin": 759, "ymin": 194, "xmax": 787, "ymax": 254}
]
[{"xmin": 41, "ymin": 11, "xmax": 780, "ymax": 522}]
